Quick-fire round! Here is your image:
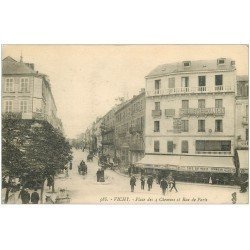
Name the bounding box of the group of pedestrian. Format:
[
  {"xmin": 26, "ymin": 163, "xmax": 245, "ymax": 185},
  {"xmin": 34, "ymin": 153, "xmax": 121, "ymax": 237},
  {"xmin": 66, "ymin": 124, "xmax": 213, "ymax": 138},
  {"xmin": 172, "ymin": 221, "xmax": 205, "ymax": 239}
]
[
  {"xmin": 130, "ymin": 173, "xmax": 178, "ymax": 195},
  {"xmin": 19, "ymin": 188, "xmax": 40, "ymax": 204},
  {"xmin": 130, "ymin": 175, "xmax": 154, "ymax": 192}
]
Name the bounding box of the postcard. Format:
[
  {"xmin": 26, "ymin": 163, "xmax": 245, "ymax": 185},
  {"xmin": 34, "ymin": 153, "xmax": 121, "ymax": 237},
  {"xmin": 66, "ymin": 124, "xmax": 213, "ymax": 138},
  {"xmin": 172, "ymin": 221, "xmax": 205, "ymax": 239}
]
[{"xmin": 1, "ymin": 44, "xmax": 249, "ymax": 204}]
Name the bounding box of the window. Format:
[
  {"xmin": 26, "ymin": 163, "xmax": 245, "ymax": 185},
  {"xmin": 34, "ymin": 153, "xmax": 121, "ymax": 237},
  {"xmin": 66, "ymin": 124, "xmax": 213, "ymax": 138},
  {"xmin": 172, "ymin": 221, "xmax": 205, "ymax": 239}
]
[
  {"xmin": 20, "ymin": 100, "xmax": 28, "ymax": 113},
  {"xmin": 217, "ymin": 58, "xmax": 225, "ymax": 65},
  {"xmin": 198, "ymin": 76, "xmax": 206, "ymax": 87},
  {"xmin": 154, "ymin": 140, "xmax": 160, "ymax": 152},
  {"xmin": 167, "ymin": 141, "xmax": 173, "ymax": 153},
  {"xmin": 198, "ymin": 120, "xmax": 205, "ymax": 132},
  {"xmin": 155, "ymin": 80, "xmax": 161, "ymax": 91},
  {"xmin": 20, "ymin": 78, "xmax": 29, "ymax": 92},
  {"xmin": 215, "ymin": 75, "xmax": 223, "ymax": 86},
  {"xmin": 183, "ymin": 61, "xmax": 191, "ymax": 67},
  {"xmin": 182, "ymin": 100, "xmax": 189, "ymax": 109},
  {"xmin": 5, "ymin": 78, "xmax": 14, "ymax": 92},
  {"xmin": 246, "ymin": 129, "xmax": 248, "ymax": 141},
  {"xmin": 168, "ymin": 77, "xmax": 175, "ymax": 88},
  {"xmin": 198, "ymin": 99, "xmax": 205, "ymax": 108},
  {"xmin": 181, "ymin": 77, "xmax": 189, "ymax": 88},
  {"xmin": 181, "ymin": 141, "xmax": 188, "ymax": 153},
  {"xmin": 246, "ymin": 105, "xmax": 248, "ymax": 117},
  {"xmin": 5, "ymin": 100, "xmax": 13, "ymax": 112},
  {"xmin": 154, "ymin": 121, "xmax": 160, "ymax": 132},
  {"xmin": 215, "ymin": 120, "xmax": 223, "ymax": 132},
  {"xmin": 155, "ymin": 102, "xmax": 160, "ymax": 110},
  {"xmin": 196, "ymin": 140, "xmax": 231, "ymax": 152},
  {"xmin": 215, "ymin": 99, "xmax": 223, "ymax": 108},
  {"xmin": 181, "ymin": 120, "xmax": 189, "ymax": 132}
]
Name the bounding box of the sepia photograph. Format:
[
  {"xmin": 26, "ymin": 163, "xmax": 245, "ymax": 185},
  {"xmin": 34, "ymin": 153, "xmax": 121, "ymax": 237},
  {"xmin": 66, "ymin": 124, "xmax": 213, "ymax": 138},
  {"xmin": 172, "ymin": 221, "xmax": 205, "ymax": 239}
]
[{"xmin": 1, "ymin": 44, "xmax": 249, "ymax": 204}]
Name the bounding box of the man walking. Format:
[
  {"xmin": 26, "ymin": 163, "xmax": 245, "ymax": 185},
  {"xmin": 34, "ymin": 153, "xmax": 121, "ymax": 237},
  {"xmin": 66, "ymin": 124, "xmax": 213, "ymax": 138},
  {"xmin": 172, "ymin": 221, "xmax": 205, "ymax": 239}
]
[
  {"xmin": 130, "ymin": 175, "xmax": 136, "ymax": 192},
  {"xmin": 31, "ymin": 189, "xmax": 40, "ymax": 204},
  {"xmin": 147, "ymin": 176, "xmax": 153, "ymax": 191},
  {"xmin": 19, "ymin": 188, "xmax": 30, "ymax": 204},
  {"xmin": 160, "ymin": 178, "xmax": 168, "ymax": 195},
  {"xmin": 170, "ymin": 177, "xmax": 178, "ymax": 192},
  {"xmin": 140, "ymin": 176, "xmax": 145, "ymax": 190}
]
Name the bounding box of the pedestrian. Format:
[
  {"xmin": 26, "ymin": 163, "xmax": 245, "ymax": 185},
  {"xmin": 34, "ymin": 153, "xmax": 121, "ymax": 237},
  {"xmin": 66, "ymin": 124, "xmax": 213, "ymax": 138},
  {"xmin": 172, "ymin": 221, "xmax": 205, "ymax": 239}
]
[
  {"xmin": 209, "ymin": 175, "xmax": 213, "ymax": 184},
  {"xmin": 69, "ymin": 161, "xmax": 73, "ymax": 170},
  {"xmin": 96, "ymin": 169, "xmax": 100, "ymax": 182},
  {"xmin": 140, "ymin": 176, "xmax": 145, "ymax": 190},
  {"xmin": 130, "ymin": 175, "xmax": 136, "ymax": 192},
  {"xmin": 160, "ymin": 178, "xmax": 168, "ymax": 195},
  {"xmin": 128, "ymin": 166, "xmax": 132, "ymax": 177},
  {"xmin": 170, "ymin": 178, "xmax": 178, "ymax": 192},
  {"xmin": 65, "ymin": 166, "xmax": 69, "ymax": 178},
  {"xmin": 31, "ymin": 189, "xmax": 40, "ymax": 204},
  {"xmin": 147, "ymin": 176, "xmax": 153, "ymax": 191},
  {"xmin": 19, "ymin": 188, "xmax": 30, "ymax": 204}
]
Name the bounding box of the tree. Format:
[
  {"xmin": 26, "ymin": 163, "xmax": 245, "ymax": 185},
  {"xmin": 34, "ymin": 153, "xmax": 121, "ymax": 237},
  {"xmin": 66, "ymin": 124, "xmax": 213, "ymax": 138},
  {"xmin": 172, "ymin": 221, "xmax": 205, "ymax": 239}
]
[{"xmin": 2, "ymin": 113, "xmax": 72, "ymax": 203}]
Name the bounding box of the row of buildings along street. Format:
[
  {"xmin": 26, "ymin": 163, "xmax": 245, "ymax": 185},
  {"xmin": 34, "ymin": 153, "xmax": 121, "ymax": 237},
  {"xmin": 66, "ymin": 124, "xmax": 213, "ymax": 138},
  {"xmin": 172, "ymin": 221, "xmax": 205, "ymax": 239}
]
[{"xmin": 82, "ymin": 58, "xmax": 248, "ymax": 187}]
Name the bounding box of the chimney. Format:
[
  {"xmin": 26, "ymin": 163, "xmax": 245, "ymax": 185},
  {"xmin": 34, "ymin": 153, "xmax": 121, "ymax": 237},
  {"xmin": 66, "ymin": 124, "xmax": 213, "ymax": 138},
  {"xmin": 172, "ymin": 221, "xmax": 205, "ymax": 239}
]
[{"xmin": 20, "ymin": 52, "xmax": 23, "ymax": 62}]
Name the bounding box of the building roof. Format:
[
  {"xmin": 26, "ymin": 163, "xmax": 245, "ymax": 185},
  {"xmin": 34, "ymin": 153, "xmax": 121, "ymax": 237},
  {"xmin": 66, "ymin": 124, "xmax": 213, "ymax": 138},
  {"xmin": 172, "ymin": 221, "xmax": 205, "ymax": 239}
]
[
  {"xmin": 237, "ymin": 75, "xmax": 248, "ymax": 82},
  {"xmin": 146, "ymin": 58, "xmax": 236, "ymax": 78},
  {"xmin": 2, "ymin": 56, "xmax": 37, "ymax": 75},
  {"xmin": 115, "ymin": 89, "xmax": 145, "ymax": 114}
]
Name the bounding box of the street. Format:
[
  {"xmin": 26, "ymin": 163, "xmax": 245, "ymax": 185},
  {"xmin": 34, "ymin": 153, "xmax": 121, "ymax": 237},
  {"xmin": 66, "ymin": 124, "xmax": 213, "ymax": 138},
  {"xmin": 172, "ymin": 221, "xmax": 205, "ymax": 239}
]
[{"xmin": 53, "ymin": 149, "xmax": 248, "ymax": 204}]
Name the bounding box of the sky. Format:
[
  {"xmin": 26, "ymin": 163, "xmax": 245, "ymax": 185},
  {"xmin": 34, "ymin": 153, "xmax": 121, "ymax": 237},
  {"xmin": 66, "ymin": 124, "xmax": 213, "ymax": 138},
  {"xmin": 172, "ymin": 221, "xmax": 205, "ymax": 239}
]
[{"xmin": 2, "ymin": 45, "xmax": 248, "ymax": 138}]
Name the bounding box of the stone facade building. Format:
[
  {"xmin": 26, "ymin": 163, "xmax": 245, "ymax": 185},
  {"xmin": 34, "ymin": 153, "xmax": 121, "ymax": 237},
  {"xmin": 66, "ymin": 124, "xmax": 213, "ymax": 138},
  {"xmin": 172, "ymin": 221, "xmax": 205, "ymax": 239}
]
[
  {"xmin": 115, "ymin": 89, "xmax": 145, "ymax": 167},
  {"xmin": 2, "ymin": 56, "xmax": 63, "ymax": 132},
  {"xmin": 138, "ymin": 58, "xmax": 240, "ymax": 184}
]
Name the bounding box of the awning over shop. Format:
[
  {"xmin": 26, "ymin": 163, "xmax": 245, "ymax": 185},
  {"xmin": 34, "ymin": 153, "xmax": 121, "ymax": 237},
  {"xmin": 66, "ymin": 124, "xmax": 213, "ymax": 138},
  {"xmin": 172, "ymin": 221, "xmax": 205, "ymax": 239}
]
[
  {"xmin": 180, "ymin": 156, "xmax": 236, "ymax": 173},
  {"xmin": 237, "ymin": 150, "xmax": 249, "ymax": 174},
  {"xmin": 136, "ymin": 155, "xmax": 180, "ymax": 170},
  {"xmin": 136, "ymin": 154, "xmax": 236, "ymax": 173}
]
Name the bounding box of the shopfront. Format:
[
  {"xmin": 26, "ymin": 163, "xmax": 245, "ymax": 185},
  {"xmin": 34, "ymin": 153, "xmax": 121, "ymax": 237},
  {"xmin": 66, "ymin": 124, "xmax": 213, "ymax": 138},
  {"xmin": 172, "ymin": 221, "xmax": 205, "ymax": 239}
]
[
  {"xmin": 136, "ymin": 154, "xmax": 237, "ymax": 185},
  {"xmin": 236, "ymin": 150, "xmax": 249, "ymax": 180}
]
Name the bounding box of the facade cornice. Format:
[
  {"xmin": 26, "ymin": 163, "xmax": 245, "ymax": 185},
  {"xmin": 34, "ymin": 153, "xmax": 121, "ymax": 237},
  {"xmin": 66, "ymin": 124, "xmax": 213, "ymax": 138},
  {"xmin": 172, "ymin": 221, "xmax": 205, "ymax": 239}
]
[{"xmin": 145, "ymin": 69, "xmax": 236, "ymax": 79}]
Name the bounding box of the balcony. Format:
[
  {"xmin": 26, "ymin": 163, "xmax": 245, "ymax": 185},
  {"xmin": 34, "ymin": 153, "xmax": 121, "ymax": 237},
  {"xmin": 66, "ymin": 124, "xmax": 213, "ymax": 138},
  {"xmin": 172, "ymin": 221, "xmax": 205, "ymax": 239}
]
[
  {"xmin": 129, "ymin": 125, "xmax": 143, "ymax": 134},
  {"xmin": 196, "ymin": 151, "xmax": 231, "ymax": 155},
  {"xmin": 129, "ymin": 143, "xmax": 144, "ymax": 151},
  {"xmin": 146, "ymin": 85, "xmax": 234, "ymax": 97},
  {"xmin": 180, "ymin": 107, "xmax": 225, "ymax": 117},
  {"xmin": 101, "ymin": 126, "xmax": 115, "ymax": 135},
  {"xmin": 152, "ymin": 109, "xmax": 162, "ymax": 118},
  {"xmin": 242, "ymin": 116, "xmax": 248, "ymax": 125}
]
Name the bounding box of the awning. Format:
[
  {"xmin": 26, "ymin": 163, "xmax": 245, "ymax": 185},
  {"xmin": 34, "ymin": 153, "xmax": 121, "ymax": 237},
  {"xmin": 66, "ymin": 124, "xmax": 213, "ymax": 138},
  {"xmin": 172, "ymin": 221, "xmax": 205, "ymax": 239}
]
[
  {"xmin": 237, "ymin": 150, "xmax": 249, "ymax": 174},
  {"xmin": 136, "ymin": 154, "xmax": 236, "ymax": 173},
  {"xmin": 180, "ymin": 156, "xmax": 236, "ymax": 173},
  {"xmin": 136, "ymin": 155, "xmax": 180, "ymax": 170}
]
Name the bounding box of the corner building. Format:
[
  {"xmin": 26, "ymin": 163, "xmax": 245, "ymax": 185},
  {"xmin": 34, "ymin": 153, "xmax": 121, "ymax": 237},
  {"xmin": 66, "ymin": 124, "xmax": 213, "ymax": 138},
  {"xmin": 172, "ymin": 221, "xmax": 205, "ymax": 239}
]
[
  {"xmin": 2, "ymin": 56, "xmax": 63, "ymax": 132},
  {"xmin": 138, "ymin": 58, "xmax": 237, "ymax": 185}
]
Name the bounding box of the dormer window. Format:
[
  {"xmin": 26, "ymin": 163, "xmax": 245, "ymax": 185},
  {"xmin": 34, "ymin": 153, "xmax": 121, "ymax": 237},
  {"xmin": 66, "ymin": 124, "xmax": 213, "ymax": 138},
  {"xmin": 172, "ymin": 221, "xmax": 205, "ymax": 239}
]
[
  {"xmin": 217, "ymin": 58, "xmax": 225, "ymax": 65},
  {"xmin": 183, "ymin": 61, "xmax": 191, "ymax": 67}
]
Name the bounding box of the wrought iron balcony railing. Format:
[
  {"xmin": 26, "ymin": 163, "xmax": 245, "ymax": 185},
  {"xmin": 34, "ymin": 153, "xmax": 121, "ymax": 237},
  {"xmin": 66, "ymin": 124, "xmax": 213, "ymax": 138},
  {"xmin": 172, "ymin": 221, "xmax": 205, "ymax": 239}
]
[{"xmin": 146, "ymin": 85, "xmax": 234, "ymax": 97}]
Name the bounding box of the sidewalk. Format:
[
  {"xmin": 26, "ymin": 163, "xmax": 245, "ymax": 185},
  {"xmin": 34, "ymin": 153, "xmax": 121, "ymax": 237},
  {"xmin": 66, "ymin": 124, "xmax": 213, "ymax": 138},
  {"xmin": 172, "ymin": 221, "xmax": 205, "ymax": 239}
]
[{"xmin": 111, "ymin": 168, "xmax": 240, "ymax": 190}]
